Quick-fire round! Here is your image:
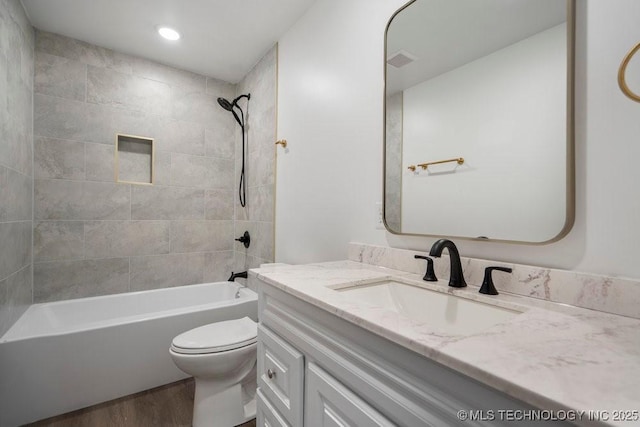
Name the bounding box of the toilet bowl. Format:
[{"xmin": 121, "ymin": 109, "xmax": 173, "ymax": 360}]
[{"xmin": 170, "ymin": 316, "xmax": 257, "ymax": 427}]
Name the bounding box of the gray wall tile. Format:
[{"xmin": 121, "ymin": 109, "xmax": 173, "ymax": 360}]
[
  {"xmin": 248, "ymin": 145, "xmax": 275, "ymax": 187},
  {"xmin": 36, "ymin": 31, "xmax": 133, "ymax": 74},
  {"xmin": 204, "ymin": 251, "xmax": 235, "ymax": 283},
  {"xmin": 0, "ymin": 166, "xmax": 31, "ymax": 221},
  {"xmin": 1, "ymin": 0, "xmax": 34, "ymax": 333},
  {"xmin": 205, "ymin": 126, "xmax": 235, "ymax": 159},
  {"xmin": 35, "ymin": 52, "xmax": 86, "ymax": 101},
  {"xmin": 0, "ymin": 114, "xmax": 31, "ymax": 176},
  {"xmin": 34, "ymin": 258, "xmax": 129, "ymax": 302},
  {"xmin": 158, "ymin": 120, "xmax": 205, "ymax": 156},
  {"xmin": 34, "ymin": 93, "xmax": 88, "ymax": 141},
  {"xmin": 34, "ymin": 136, "xmax": 85, "ymax": 180},
  {"xmin": 5, "ymin": 265, "xmax": 31, "ymax": 322},
  {"xmin": 35, "ymin": 93, "xmax": 162, "ymax": 146},
  {"xmin": 153, "ymin": 151, "xmax": 171, "ymax": 186},
  {"xmin": 85, "ymin": 142, "xmax": 114, "ymax": 182},
  {"xmin": 0, "ymin": 273, "xmax": 6, "ymax": 335},
  {"xmin": 0, "ymin": 221, "xmax": 31, "ymax": 280},
  {"xmin": 233, "ymin": 46, "xmax": 277, "ymax": 266},
  {"xmin": 131, "ymin": 186, "xmax": 204, "ymax": 220},
  {"xmin": 84, "ymin": 220, "xmax": 170, "ymax": 258},
  {"xmin": 35, "ymin": 179, "xmax": 131, "ymax": 220},
  {"xmin": 87, "ymin": 66, "xmax": 172, "ymax": 117},
  {"xmin": 171, "ymin": 153, "xmax": 233, "ymax": 189},
  {"xmin": 0, "ymin": 266, "xmax": 31, "ymax": 337},
  {"xmin": 7, "ymin": 70, "xmax": 32, "ymax": 128},
  {"xmin": 130, "ymin": 253, "xmax": 204, "ymax": 291},
  {"xmin": 171, "ymin": 87, "xmax": 222, "ymax": 125},
  {"xmin": 205, "ymin": 77, "xmax": 235, "ymax": 99},
  {"xmin": 0, "ymin": 51, "xmax": 7, "ymax": 113},
  {"xmin": 171, "ymin": 220, "xmax": 234, "ymax": 253},
  {"xmin": 206, "ymin": 189, "xmax": 234, "ymax": 220},
  {"xmin": 132, "ymin": 58, "xmax": 206, "ymax": 92},
  {"xmin": 233, "ymin": 252, "xmax": 268, "ymax": 276},
  {"xmin": 236, "ymin": 220, "xmax": 274, "ymax": 261},
  {"xmin": 236, "ymin": 185, "xmax": 274, "ymax": 223},
  {"xmin": 34, "ymin": 221, "xmax": 84, "ymax": 262},
  {"xmin": 84, "ymin": 103, "xmax": 161, "ymax": 145}
]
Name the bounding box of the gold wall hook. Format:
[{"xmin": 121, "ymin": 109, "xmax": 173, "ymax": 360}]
[
  {"xmin": 618, "ymin": 42, "xmax": 640, "ymax": 103},
  {"xmin": 275, "ymin": 140, "xmax": 288, "ymax": 148}
]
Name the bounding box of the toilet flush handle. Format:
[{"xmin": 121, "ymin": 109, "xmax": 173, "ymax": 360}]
[{"xmin": 267, "ymin": 369, "xmax": 276, "ymax": 379}]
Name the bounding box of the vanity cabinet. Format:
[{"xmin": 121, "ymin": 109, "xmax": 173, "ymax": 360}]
[
  {"xmin": 305, "ymin": 362, "xmax": 395, "ymax": 426},
  {"xmin": 257, "ymin": 324, "xmax": 304, "ymax": 426},
  {"xmin": 256, "ymin": 279, "xmax": 567, "ymax": 427}
]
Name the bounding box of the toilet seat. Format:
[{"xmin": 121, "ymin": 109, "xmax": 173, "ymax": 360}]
[{"xmin": 171, "ymin": 317, "xmax": 257, "ymax": 355}]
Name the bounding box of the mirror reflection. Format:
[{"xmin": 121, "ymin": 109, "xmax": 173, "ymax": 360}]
[{"xmin": 385, "ymin": 0, "xmax": 574, "ymax": 243}]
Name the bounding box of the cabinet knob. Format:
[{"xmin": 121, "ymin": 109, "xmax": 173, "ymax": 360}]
[
  {"xmin": 267, "ymin": 369, "xmax": 276, "ymax": 379},
  {"xmin": 275, "ymin": 140, "xmax": 287, "ymax": 148}
]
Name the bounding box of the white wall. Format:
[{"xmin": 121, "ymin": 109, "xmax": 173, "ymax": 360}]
[
  {"xmin": 276, "ymin": 0, "xmax": 640, "ymax": 281},
  {"xmin": 401, "ymin": 25, "xmax": 566, "ymax": 242},
  {"xmin": 275, "ymin": 0, "xmax": 405, "ymax": 264}
]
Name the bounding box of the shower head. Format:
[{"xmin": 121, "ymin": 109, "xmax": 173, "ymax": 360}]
[
  {"xmin": 216, "ymin": 93, "xmax": 251, "ymax": 209},
  {"xmin": 217, "ymin": 97, "xmax": 234, "ymax": 111},
  {"xmin": 218, "ymin": 97, "xmax": 243, "ymax": 128}
]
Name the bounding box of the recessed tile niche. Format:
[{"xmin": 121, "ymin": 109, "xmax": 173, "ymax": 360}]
[{"xmin": 115, "ymin": 134, "xmax": 154, "ymax": 185}]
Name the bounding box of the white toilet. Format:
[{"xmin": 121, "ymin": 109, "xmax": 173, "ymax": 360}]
[{"xmin": 170, "ymin": 316, "xmax": 258, "ymax": 427}]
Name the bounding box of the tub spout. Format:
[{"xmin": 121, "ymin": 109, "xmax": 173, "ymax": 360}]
[{"xmin": 228, "ymin": 271, "xmax": 248, "ymax": 282}]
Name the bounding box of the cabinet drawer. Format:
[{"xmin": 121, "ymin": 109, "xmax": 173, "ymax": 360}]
[
  {"xmin": 257, "ymin": 324, "xmax": 304, "ymax": 427},
  {"xmin": 305, "ymin": 362, "xmax": 395, "ymax": 427},
  {"xmin": 257, "ymin": 388, "xmax": 291, "ymax": 427}
]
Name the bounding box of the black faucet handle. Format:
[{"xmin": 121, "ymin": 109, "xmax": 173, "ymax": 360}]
[
  {"xmin": 414, "ymin": 255, "xmax": 437, "ymax": 282},
  {"xmin": 235, "ymin": 231, "xmax": 251, "ymax": 248},
  {"xmin": 480, "ymin": 266, "xmax": 513, "ymax": 295}
]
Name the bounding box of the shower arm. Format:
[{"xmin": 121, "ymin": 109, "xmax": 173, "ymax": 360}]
[{"xmin": 233, "ymin": 94, "xmax": 251, "ymax": 104}]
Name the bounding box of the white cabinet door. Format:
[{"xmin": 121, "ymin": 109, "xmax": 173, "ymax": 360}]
[
  {"xmin": 305, "ymin": 362, "xmax": 395, "ymax": 427},
  {"xmin": 257, "ymin": 325, "xmax": 304, "ymax": 426},
  {"xmin": 257, "ymin": 388, "xmax": 291, "ymax": 427}
]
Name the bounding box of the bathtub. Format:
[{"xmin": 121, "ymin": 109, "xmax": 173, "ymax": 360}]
[{"xmin": 0, "ymin": 281, "xmax": 257, "ymax": 427}]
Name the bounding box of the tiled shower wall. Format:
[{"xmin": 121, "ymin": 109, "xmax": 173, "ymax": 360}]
[
  {"xmin": 0, "ymin": 0, "xmax": 34, "ymax": 337},
  {"xmin": 385, "ymin": 92, "xmax": 402, "ymax": 232},
  {"xmin": 234, "ymin": 47, "xmax": 277, "ymax": 272},
  {"xmin": 31, "ymin": 31, "xmax": 272, "ymax": 303}
]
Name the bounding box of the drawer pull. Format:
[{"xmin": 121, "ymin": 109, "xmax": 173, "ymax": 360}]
[{"xmin": 267, "ymin": 369, "xmax": 276, "ymax": 379}]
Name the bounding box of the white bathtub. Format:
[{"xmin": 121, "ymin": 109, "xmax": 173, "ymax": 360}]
[{"xmin": 0, "ymin": 282, "xmax": 257, "ymax": 427}]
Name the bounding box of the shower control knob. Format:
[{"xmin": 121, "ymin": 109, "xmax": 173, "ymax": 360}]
[
  {"xmin": 235, "ymin": 231, "xmax": 251, "ymax": 248},
  {"xmin": 267, "ymin": 369, "xmax": 276, "ymax": 379}
]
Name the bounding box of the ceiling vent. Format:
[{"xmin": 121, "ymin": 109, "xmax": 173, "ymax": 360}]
[{"xmin": 387, "ymin": 50, "xmax": 417, "ymax": 68}]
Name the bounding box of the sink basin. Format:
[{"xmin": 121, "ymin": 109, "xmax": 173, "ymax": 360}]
[{"xmin": 335, "ymin": 280, "xmax": 521, "ymax": 335}]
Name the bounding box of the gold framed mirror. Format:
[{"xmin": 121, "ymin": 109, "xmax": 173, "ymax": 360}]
[{"xmin": 384, "ymin": 0, "xmax": 575, "ymax": 244}]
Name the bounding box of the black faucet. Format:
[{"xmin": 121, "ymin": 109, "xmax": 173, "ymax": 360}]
[
  {"xmin": 429, "ymin": 239, "xmax": 467, "ymax": 288},
  {"xmin": 227, "ymin": 271, "xmax": 248, "ymax": 282}
]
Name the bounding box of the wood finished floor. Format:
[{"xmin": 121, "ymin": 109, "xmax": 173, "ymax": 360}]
[{"xmin": 27, "ymin": 379, "xmax": 257, "ymax": 427}]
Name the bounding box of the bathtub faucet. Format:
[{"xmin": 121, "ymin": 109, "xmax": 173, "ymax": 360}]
[{"xmin": 228, "ymin": 271, "xmax": 248, "ymax": 282}]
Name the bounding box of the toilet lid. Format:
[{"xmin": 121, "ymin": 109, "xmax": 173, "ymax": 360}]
[{"xmin": 171, "ymin": 317, "xmax": 257, "ymax": 354}]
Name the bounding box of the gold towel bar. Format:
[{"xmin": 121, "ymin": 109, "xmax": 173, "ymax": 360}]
[{"xmin": 408, "ymin": 157, "xmax": 464, "ymax": 171}]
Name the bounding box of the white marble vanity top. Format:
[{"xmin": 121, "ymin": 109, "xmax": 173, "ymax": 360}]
[{"xmin": 250, "ymin": 260, "xmax": 640, "ymax": 427}]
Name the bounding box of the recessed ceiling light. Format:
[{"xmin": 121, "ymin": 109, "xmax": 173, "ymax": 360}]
[{"xmin": 158, "ymin": 26, "xmax": 180, "ymax": 41}]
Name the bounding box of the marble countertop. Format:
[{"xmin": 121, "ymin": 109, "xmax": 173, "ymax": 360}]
[{"xmin": 250, "ymin": 261, "xmax": 640, "ymax": 427}]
